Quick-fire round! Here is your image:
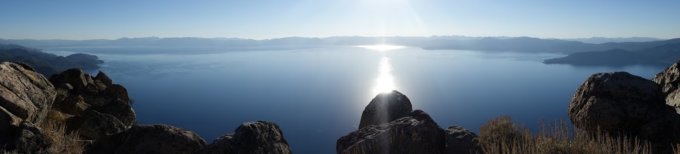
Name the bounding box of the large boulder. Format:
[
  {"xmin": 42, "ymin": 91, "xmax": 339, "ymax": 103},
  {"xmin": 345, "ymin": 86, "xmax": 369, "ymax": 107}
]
[
  {"xmin": 88, "ymin": 124, "xmax": 207, "ymax": 154},
  {"xmin": 653, "ymin": 61, "xmax": 680, "ymax": 112},
  {"xmin": 445, "ymin": 125, "xmax": 482, "ymax": 154},
  {"xmin": 359, "ymin": 90, "xmax": 412, "ymax": 129},
  {"xmin": 568, "ymin": 72, "xmax": 680, "ymax": 143},
  {"xmin": 50, "ymin": 69, "xmax": 136, "ymax": 140},
  {"xmin": 337, "ymin": 110, "xmax": 446, "ymax": 154},
  {"xmin": 0, "ymin": 62, "xmax": 56, "ymax": 125},
  {"xmin": 201, "ymin": 121, "xmax": 292, "ymax": 154}
]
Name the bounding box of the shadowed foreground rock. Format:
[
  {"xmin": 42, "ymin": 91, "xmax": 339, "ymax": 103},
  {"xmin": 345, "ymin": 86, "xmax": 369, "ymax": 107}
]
[
  {"xmin": 338, "ymin": 90, "xmax": 481, "ymax": 154},
  {"xmin": 201, "ymin": 121, "xmax": 292, "ymax": 154},
  {"xmin": 359, "ymin": 90, "xmax": 412, "ymax": 129},
  {"xmin": 49, "ymin": 69, "xmax": 136, "ymax": 140},
  {"xmin": 338, "ymin": 110, "xmax": 446, "ymax": 154},
  {"xmin": 445, "ymin": 126, "xmax": 482, "ymax": 154},
  {"xmin": 9, "ymin": 122, "xmax": 52, "ymax": 153},
  {"xmin": 569, "ymin": 71, "xmax": 680, "ymax": 152},
  {"xmin": 0, "ymin": 63, "xmax": 294, "ymax": 153},
  {"xmin": 88, "ymin": 125, "xmax": 207, "ymax": 154}
]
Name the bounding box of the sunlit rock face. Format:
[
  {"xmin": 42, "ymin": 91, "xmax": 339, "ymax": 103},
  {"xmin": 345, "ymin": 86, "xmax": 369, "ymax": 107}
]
[
  {"xmin": 654, "ymin": 61, "xmax": 680, "ymax": 112},
  {"xmin": 0, "ymin": 62, "xmax": 56, "ymax": 126},
  {"xmin": 359, "ymin": 90, "xmax": 412, "ymax": 129}
]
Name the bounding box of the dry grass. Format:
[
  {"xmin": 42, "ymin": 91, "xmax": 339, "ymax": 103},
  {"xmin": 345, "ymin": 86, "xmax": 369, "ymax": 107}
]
[
  {"xmin": 479, "ymin": 116, "xmax": 653, "ymax": 154},
  {"xmin": 39, "ymin": 111, "xmax": 85, "ymax": 154}
]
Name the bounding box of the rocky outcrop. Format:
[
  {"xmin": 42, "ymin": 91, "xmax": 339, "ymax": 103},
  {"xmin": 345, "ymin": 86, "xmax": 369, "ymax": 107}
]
[
  {"xmin": 654, "ymin": 62, "xmax": 680, "ymax": 112},
  {"xmin": 338, "ymin": 90, "xmax": 479, "ymax": 154},
  {"xmin": 445, "ymin": 126, "xmax": 482, "ymax": 154},
  {"xmin": 359, "ymin": 90, "xmax": 412, "ymax": 129},
  {"xmin": 568, "ymin": 71, "xmax": 680, "ymax": 152},
  {"xmin": 338, "ymin": 110, "xmax": 446, "ymax": 154},
  {"xmin": 50, "ymin": 69, "xmax": 136, "ymax": 140},
  {"xmin": 0, "ymin": 62, "xmax": 56, "ymax": 126},
  {"xmin": 201, "ymin": 121, "xmax": 292, "ymax": 154},
  {"xmin": 88, "ymin": 124, "xmax": 207, "ymax": 154},
  {"xmin": 0, "ymin": 62, "xmax": 293, "ymax": 153}
]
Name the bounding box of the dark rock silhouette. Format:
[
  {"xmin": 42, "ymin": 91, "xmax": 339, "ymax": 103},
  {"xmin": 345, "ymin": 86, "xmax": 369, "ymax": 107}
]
[
  {"xmin": 445, "ymin": 126, "xmax": 482, "ymax": 154},
  {"xmin": 569, "ymin": 72, "xmax": 667, "ymax": 133},
  {"xmin": 0, "ymin": 62, "xmax": 56, "ymax": 126},
  {"xmin": 0, "ymin": 62, "xmax": 294, "ymax": 153},
  {"xmin": 338, "ymin": 90, "xmax": 479, "ymax": 154},
  {"xmin": 89, "ymin": 124, "xmax": 207, "ymax": 154},
  {"xmin": 50, "ymin": 69, "xmax": 136, "ymax": 140},
  {"xmin": 201, "ymin": 121, "xmax": 292, "ymax": 154},
  {"xmin": 359, "ymin": 90, "xmax": 412, "ymax": 129},
  {"xmin": 12, "ymin": 122, "xmax": 51, "ymax": 153},
  {"xmin": 8, "ymin": 122, "xmax": 51, "ymax": 153},
  {"xmin": 338, "ymin": 110, "xmax": 446, "ymax": 154}
]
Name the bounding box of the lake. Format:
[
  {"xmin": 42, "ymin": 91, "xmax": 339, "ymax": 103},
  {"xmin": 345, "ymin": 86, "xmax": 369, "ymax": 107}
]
[{"xmin": 48, "ymin": 46, "xmax": 663, "ymax": 153}]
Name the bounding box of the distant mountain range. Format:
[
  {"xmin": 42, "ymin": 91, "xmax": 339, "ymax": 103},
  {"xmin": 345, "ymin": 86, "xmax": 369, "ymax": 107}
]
[
  {"xmin": 0, "ymin": 36, "xmax": 672, "ymax": 54},
  {"xmin": 2, "ymin": 36, "xmax": 680, "ymax": 67},
  {"xmin": 565, "ymin": 37, "xmax": 660, "ymax": 44},
  {"xmin": 544, "ymin": 38, "xmax": 680, "ymax": 67},
  {"xmin": 0, "ymin": 44, "xmax": 102, "ymax": 76}
]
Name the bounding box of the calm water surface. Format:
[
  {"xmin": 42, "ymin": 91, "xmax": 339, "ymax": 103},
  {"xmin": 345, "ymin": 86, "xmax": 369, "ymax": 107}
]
[{"xmin": 48, "ymin": 46, "xmax": 663, "ymax": 153}]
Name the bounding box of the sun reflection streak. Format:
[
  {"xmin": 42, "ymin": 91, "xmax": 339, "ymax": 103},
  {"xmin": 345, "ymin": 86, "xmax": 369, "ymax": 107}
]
[
  {"xmin": 357, "ymin": 44, "xmax": 405, "ymax": 52},
  {"xmin": 373, "ymin": 57, "xmax": 396, "ymax": 94}
]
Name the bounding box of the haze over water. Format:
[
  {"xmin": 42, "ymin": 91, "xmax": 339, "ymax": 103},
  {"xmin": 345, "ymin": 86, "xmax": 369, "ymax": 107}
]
[{"xmin": 47, "ymin": 47, "xmax": 662, "ymax": 153}]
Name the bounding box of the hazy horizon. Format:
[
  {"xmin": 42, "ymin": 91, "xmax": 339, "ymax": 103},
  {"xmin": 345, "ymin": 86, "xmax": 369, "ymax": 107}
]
[
  {"xmin": 0, "ymin": 35, "xmax": 671, "ymax": 41},
  {"xmin": 2, "ymin": 0, "xmax": 680, "ymax": 40}
]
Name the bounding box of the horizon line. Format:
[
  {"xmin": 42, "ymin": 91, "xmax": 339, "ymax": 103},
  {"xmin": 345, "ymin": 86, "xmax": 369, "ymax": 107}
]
[{"xmin": 0, "ymin": 35, "xmax": 673, "ymax": 41}]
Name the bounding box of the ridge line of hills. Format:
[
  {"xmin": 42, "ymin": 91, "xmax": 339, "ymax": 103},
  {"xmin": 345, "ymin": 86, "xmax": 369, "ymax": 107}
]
[{"xmin": 2, "ymin": 36, "xmax": 680, "ymax": 67}]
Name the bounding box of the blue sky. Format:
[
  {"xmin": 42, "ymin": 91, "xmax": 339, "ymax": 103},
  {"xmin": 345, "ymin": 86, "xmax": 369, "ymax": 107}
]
[{"xmin": 1, "ymin": 0, "xmax": 679, "ymax": 39}]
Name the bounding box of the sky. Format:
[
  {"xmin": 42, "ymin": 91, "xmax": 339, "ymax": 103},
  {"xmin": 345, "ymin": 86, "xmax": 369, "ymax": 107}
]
[{"xmin": 1, "ymin": 0, "xmax": 679, "ymax": 40}]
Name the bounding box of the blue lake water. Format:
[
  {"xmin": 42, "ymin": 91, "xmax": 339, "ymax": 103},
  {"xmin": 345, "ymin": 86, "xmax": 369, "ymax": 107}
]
[{"xmin": 48, "ymin": 46, "xmax": 663, "ymax": 153}]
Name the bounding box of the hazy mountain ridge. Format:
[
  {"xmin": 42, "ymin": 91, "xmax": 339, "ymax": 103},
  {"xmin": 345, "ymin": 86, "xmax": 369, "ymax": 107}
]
[
  {"xmin": 544, "ymin": 38, "xmax": 680, "ymax": 67},
  {"xmin": 0, "ymin": 44, "xmax": 103, "ymax": 76},
  {"xmin": 2, "ymin": 36, "xmax": 676, "ymax": 54},
  {"xmin": 565, "ymin": 37, "xmax": 660, "ymax": 44}
]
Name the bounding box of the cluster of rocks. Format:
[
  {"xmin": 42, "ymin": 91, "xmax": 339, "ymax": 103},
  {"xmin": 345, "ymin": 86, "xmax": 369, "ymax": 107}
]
[
  {"xmin": 568, "ymin": 60, "xmax": 680, "ymax": 152},
  {"xmin": 336, "ymin": 90, "xmax": 482, "ymax": 154},
  {"xmin": 15, "ymin": 57, "xmax": 680, "ymax": 153},
  {"xmin": 0, "ymin": 62, "xmax": 292, "ymax": 153}
]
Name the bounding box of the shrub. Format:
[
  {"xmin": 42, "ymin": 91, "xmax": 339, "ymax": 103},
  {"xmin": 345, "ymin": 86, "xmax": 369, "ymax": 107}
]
[{"xmin": 479, "ymin": 116, "xmax": 652, "ymax": 154}]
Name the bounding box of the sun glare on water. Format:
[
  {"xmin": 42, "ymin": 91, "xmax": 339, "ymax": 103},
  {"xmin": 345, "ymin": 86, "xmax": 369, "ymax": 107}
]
[
  {"xmin": 373, "ymin": 57, "xmax": 396, "ymax": 94},
  {"xmin": 357, "ymin": 44, "xmax": 405, "ymax": 52},
  {"xmin": 357, "ymin": 44, "xmax": 402, "ymax": 94}
]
